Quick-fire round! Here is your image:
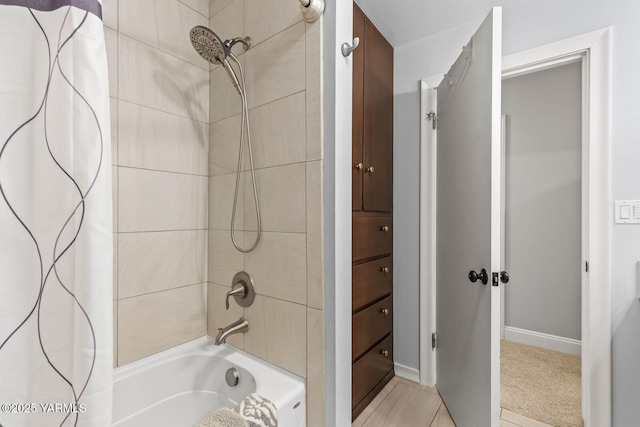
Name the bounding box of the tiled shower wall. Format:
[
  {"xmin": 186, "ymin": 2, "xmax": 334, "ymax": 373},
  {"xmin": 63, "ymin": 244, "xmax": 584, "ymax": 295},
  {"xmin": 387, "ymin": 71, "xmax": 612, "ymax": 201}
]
[
  {"xmin": 103, "ymin": 0, "xmax": 211, "ymax": 367},
  {"xmin": 206, "ymin": 0, "xmax": 325, "ymax": 425}
]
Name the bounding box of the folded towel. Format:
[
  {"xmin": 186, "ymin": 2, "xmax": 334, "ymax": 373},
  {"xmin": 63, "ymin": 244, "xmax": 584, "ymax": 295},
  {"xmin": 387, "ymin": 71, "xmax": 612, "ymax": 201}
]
[
  {"xmin": 196, "ymin": 408, "xmax": 248, "ymax": 427},
  {"xmin": 234, "ymin": 393, "xmax": 278, "ymax": 427}
]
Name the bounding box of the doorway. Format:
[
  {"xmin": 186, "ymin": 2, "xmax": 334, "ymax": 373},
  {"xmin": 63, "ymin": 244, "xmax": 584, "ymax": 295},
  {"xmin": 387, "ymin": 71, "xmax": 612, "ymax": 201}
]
[
  {"xmin": 418, "ymin": 27, "xmax": 612, "ymax": 427},
  {"xmin": 500, "ymin": 60, "xmax": 583, "ymax": 426}
]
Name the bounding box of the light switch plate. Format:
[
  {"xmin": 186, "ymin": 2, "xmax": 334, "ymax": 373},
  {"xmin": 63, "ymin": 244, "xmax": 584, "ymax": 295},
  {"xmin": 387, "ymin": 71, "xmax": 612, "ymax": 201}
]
[{"xmin": 614, "ymin": 200, "xmax": 640, "ymax": 224}]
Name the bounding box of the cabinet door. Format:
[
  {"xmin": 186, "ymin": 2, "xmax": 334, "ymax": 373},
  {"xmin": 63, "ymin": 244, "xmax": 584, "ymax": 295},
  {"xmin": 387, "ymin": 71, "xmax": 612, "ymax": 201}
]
[
  {"xmin": 352, "ymin": 4, "xmax": 365, "ymax": 211},
  {"xmin": 363, "ymin": 19, "xmax": 393, "ymax": 212}
]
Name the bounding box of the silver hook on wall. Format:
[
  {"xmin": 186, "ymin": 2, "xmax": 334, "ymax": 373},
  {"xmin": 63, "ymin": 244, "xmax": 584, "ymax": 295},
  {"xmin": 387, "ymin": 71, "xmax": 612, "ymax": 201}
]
[
  {"xmin": 299, "ymin": 0, "xmax": 324, "ymax": 23},
  {"xmin": 342, "ymin": 37, "xmax": 360, "ymax": 57}
]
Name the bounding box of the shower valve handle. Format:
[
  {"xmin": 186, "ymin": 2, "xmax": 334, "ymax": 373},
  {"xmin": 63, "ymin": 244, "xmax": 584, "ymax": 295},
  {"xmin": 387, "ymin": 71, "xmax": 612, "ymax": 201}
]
[{"xmin": 225, "ymin": 284, "xmax": 246, "ymax": 310}]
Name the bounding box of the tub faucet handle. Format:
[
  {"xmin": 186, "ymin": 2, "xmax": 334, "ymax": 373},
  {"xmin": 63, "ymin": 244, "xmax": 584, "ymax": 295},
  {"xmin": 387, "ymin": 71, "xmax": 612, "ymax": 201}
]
[{"xmin": 225, "ymin": 284, "xmax": 246, "ymax": 310}]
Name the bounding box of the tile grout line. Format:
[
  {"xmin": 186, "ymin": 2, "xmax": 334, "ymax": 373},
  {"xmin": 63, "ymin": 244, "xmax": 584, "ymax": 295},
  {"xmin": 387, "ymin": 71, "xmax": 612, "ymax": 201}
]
[
  {"xmin": 177, "ymin": 0, "xmax": 209, "ymax": 19},
  {"xmin": 118, "ymin": 30, "xmax": 210, "ymax": 72},
  {"xmin": 117, "ymin": 98, "xmax": 210, "ymax": 125},
  {"xmin": 117, "ymin": 281, "xmax": 207, "ymax": 302},
  {"xmin": 209, "ymin": 89, "xmax": 307, "ymax": 126},
  {"xmin": 117, "ymin": 164, "xmax": 209, "ymax": 178}
]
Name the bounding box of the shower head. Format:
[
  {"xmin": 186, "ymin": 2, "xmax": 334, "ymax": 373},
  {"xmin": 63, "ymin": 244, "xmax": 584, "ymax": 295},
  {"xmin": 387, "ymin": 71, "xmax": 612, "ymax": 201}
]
[{"xmin": 190, "ymin": 26, "xmax": 229, "ymax": 64}]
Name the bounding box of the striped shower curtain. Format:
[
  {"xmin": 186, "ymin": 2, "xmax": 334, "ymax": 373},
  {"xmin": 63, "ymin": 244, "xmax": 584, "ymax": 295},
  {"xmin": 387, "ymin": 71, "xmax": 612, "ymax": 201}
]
[{"xmin": 0, "ymin": 1, "xmax": 113, "ymax": 426}]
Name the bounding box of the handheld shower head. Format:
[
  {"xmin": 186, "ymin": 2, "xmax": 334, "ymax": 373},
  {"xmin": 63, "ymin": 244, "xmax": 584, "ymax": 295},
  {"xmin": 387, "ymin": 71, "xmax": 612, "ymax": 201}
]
[{"xmin": 190, "ymin": 26, "xmax": 228, "ymax": 64}]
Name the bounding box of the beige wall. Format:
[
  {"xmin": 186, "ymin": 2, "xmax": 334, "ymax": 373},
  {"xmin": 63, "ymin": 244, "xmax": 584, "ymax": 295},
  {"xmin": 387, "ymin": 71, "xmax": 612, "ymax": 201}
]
[
  {"xmin": 104, "ymin": 0, "xmax": 210, "ymax": 367},
  {"xmin": 207, "ymin": 1, "xmax": 325, "ymax": 425}
]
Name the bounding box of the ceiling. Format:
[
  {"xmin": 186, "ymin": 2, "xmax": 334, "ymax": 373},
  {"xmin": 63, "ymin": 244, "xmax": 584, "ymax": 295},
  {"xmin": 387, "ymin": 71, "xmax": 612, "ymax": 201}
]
[{"xmin": 354, "ymin": 0, "xmax": 513, "ymax": 47}]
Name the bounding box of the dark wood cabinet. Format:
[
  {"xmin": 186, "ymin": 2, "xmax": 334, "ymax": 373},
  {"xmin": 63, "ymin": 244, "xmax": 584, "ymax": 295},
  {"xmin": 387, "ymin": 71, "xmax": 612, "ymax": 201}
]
[
  {"xmin": 352, "ymin": 5, "xmax": 393, "ymax": 214},
  {"xmin": 351, "ymin": 3, "xmax": 394, "ymax": 421}
]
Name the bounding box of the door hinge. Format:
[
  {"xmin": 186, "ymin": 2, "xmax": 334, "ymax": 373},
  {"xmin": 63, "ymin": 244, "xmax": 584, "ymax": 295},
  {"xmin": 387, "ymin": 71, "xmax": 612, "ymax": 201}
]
[
  {"xmin": 585, "ymin": 261, "xmax": 589, "ymax": 273},
  {"xmin": 426, "ymin": 111, "xmax": 437, "ymax": 130},
  {"xmin": 432, "ymin": 333, "xmax": 438, "ymax": 349}
]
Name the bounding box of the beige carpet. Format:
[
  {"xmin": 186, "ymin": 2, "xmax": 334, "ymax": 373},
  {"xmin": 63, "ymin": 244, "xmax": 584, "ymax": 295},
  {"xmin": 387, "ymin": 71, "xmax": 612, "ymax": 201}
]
[{"xmin": 501, "ymin": 340, "xmax": 583, "ymax": 427}]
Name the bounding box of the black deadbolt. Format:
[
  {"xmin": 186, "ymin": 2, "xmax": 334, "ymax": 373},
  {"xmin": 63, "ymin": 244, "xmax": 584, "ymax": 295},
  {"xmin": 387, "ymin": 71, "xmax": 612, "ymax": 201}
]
[
  {"xmin": 468, "ymin": 268, "xmax": 488, "ymax": 285},
  {"xmin": 500, "ymin": 271, "xmax": 510, "ymax": 284}
]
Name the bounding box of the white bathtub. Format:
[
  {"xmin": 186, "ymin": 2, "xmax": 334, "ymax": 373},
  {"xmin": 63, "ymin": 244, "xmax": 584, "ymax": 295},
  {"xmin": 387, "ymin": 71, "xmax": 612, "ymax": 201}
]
[{"xmin": 113, "ymin": 337, "xmax": 306, "ymax": 427}]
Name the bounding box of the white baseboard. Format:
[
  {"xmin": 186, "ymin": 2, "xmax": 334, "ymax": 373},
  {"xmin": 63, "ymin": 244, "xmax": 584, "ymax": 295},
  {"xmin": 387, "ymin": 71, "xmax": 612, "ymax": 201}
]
[
  {"xmin": 394, "ymin": 363, "xmax": 420, "ymax": 383},
  {"xmin": 504, "ymin": 326, "xmax": 581, "ymax": 356}
]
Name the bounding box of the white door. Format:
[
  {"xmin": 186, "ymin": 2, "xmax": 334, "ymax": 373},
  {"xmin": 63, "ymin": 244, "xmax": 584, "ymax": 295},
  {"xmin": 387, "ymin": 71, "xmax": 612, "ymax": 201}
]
[{"xmin": 435, "ymin": 8, "xmax": 502, "ymax": 427}]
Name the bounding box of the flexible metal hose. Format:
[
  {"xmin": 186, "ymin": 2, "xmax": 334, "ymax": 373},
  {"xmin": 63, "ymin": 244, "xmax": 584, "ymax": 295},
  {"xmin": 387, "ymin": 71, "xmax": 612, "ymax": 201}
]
[{"xmin": 228, "ymin": 53, "xmax": 261, "ymax": 253}]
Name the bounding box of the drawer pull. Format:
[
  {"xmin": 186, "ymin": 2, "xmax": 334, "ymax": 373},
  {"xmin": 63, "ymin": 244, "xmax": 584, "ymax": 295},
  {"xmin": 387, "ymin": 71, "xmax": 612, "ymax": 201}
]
[
  {"xmin": 366, "ymin": 166, "xmax": 375, "ymax": 174},
  {"xmin": 380, "ymin": 308, "xmax": 390, "ymax": 315},
  {"xmin": 380, "ymin": 266, "xmax": 390, "ymax": 274},
  {"xmin": 380, "ymin": 349, "xmax": 389, "ymax": 357},
  {"xmin": 379, "ymin": 225, "xmax": 390, "ymax": 232},
  {"xmin": 355, "ymin": 162, "xmax": 364, "ymax": 170}
]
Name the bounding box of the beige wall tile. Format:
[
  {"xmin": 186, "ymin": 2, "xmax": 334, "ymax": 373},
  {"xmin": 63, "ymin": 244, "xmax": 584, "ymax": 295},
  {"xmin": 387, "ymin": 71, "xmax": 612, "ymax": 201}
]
[
  {"xmin": 306, "ymin": 308, "xmax": 324, "ymax": 427},
  {"xmin": 245, "ymin": 22, "xmax": 305, "ymax": 109},
  {"xmin": 209, "ymin": 173, "xmax": 244, "ymax": 230},
  {"xmin": 119, "ymin": 0, "xmax": 209, "ymax": 70},
  {"xmin": 179, "ymin": 0, "xmax": 210, "ymax": 17},
  {"xmin": 118, "ymin": 101, "xmax": 208, "ymax": 175},
  {"xmin": 208, "ymin": 230, "xmax": 244, "ymax": 287},
  {"xmin": 210, "ymin": 114, "xmax": 242, "ymax": 176},
  {"xmin": 244, "ymin": 232, "xmax": 306, "ymax": 304},
  {"xmin": 245, "ymin": 0, "xmax": 302, "ymax": 46},
  {"xmin": 118, "ymin": 230, "xmax": 207, "ymax": 298},
  {"xmin": 113, "ymin": 232, "xmax": 118, "ymax": 300},
  {"xmin": 119, "ymin": 34, "xmax": 209, "ymax": 122},
  {"xmin": 119, "ymin": 167, "xmax": 207, "ymax": 232},
  {"xmin": 306, "ymin": 161, "xmax": 323, "ymax": 309},
  {"xmin": 243, "ymin": 295, "xmax": 306, "ymax": 376},
  {"xmin": 244, "ymin": 163, "xmax": 306, "ymax": 233},
  {"xmin": 247, "ymin": 92, "xmax": 306, "ymax": 170},
  {"xmin": 112, "ymin": 166, "xmax": 118, "ymax": 231},
  {"xmin": 210, "ymin": 0, "xmax": 234, "ymax": 16},
  {"xmin": 305, "ymin": 20, "xmax": 322, "ymax": 161},
  {"xmin": 210, "ymin": 55, "xmax": 243, "ymax": 122},
  {"xmin": 113, "ymin": 304, "xmax": 118, "ymax": 367},
  {"xmin": 209, "ymin": 0, "xmax": 245, "ymax": 56},
  {"xmin": 118, "ymin": 283, "xmax": 207, "ymax": 365},
  {"xmin": 110, "ymin": 98, "xmax": 118, "ymax": 165},
  {"xmin": 103, "ymin": 0, "xmax": 118, "ymax": 30},
  {"xmin": 105, "ymin": 27, "xmax": 117, "ymax": 98},
  {"xmin": 242, "ymin": 293, "xmax": 266, "ymax": 360},
  {"xmin": 207, "ymin": 283, "xmax": 244, "ymax": 348}
]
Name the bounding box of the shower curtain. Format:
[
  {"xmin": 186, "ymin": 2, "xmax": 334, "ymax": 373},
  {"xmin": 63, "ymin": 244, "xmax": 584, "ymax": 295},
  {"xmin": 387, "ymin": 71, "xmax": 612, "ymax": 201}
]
[{"xmin": 0, "ymin": 1, "xmax": 112, "ymax": 426}]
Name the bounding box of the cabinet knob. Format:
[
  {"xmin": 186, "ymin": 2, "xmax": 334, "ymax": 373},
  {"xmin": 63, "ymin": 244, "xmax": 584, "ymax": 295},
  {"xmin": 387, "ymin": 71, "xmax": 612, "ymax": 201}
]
[
  {"xmin": 380, "ymin": 266, "xmax": 390, "ymax": 274},
  {"xmin": 380, "ymin": 349, "xmax": 389, "ymax": 357},
  {"xmin": 355, "ymin": 162, "xmax": 364, "ymax": 170},
  {"xmin": 365, "ymin": 166, "xmax": 375, "ymax": 174},
  {"xmin": 380, "ymin": 225, "xmax": 390, "ymax": 232},
  {"xmin": 380, "ymin": 308, "xmax": 390, "ymax": 315}
]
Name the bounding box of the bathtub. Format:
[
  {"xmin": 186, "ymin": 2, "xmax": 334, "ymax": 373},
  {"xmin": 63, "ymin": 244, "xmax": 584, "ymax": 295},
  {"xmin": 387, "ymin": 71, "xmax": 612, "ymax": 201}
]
[{"xmin": 113, "ymin": 336, "xmax": 306, "ymax": 427}]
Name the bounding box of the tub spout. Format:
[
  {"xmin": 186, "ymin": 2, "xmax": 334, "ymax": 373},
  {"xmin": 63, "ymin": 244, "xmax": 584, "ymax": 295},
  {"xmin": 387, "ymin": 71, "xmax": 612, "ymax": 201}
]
[{"xmin": 215, "ymin": 317, "xmax": 249, "ymax": 345}]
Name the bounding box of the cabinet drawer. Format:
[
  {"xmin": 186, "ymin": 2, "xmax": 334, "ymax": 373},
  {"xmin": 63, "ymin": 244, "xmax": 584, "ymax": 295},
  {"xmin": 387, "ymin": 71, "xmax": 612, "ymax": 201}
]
[
  {"xmin": 353, "ymin": 215, "xmax": 392, "ymax": 261},
  {"xmin": 352, "ymin": 296, "xmax": 393, "ymax": 361},
  {"xmin": 352, "ymin": 334, "xmax": 393, "ymax": 408},
  {"xmin": 353, "ymin": 256, "xmax": 392, "ymax": 311}
]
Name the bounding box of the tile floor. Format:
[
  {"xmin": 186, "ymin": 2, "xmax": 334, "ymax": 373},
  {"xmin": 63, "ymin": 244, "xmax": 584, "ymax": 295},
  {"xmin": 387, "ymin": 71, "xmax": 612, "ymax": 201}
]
[{"xmin": 353, "ymin": 376, "xmax": 554, "ymax": 427}]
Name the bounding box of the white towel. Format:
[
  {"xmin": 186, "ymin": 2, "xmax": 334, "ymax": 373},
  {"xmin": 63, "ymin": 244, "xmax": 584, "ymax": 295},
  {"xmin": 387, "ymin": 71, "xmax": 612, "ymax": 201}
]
[
  {"xmin": 234, "ymin": 394, "xmax": 278, "ymax": 427},
  {"xmin": 196, "ymin": 407, "xmax": 249, "ymax": 427}
]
